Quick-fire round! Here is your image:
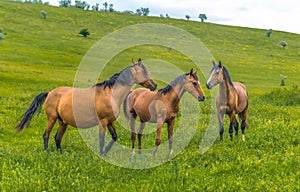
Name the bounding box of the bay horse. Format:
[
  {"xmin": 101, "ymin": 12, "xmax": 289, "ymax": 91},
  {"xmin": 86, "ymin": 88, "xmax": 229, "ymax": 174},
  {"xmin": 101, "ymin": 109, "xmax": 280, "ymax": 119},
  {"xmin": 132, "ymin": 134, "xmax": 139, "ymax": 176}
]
[
  {"xmin": 206, "ymin": 61, "xmax": 248, "ymax": 141},
  {"xmin": 16, "ymin": 59, "xmax": 157, "ymax": 155},
  {"xmin": 123, "ymin": 69, "xmax": 205, "ymax": 155}
]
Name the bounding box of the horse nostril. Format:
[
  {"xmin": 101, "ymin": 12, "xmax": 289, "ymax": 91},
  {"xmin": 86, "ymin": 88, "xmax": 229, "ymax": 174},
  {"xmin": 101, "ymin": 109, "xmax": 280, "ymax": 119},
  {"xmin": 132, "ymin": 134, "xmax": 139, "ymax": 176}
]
[
  {"xmin": 206, "ymin": 84, "xmax": 210, "ymax": 89},
  {"xmin": 198, "ymin": 96, "xmax": 205, "ymax": 101}
]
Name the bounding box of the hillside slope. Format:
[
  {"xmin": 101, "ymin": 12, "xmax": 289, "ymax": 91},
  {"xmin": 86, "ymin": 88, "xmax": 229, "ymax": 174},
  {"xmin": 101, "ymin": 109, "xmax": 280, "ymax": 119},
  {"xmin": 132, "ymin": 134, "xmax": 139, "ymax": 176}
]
[{"xmin": 0, "ymin": 1, "xmax": 299, "ymax": 191}]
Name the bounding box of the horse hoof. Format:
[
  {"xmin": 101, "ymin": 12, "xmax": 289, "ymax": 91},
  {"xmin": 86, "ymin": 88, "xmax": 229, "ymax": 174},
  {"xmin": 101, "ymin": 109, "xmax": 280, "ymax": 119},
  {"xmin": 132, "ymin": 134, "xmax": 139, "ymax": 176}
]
[
  {"xmin": 169, "ymin": 149, "xmax": 173, "ymax": 155},
  {"xmin": 131, "ymin": 150, "xmax": 135, "ymax": 156},
  {"xmin": 242, "ymin": 135, "xmax": 245, "ymax": 141},
  {"xmin": 138, "ymin": 149, "xmax": 142, "ymax": 154}
]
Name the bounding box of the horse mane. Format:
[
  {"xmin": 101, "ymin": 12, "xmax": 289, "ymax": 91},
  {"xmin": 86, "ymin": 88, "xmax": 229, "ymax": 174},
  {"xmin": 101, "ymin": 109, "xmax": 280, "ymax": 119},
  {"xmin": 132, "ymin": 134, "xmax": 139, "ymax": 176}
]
[
  {"xmin": 93, "ymin": 72, "xmax": 121, "ymax": 88},
  {"xmin": 93, "ymin": 65, "xmax": 132, "ymax": 88},
  {"xmin": 222, "ymin": 66, "xmax": 234, "ymax": 86},
  {"xmin": 158, "ymin": 74, "xmax": 188, "ymax": 94}
]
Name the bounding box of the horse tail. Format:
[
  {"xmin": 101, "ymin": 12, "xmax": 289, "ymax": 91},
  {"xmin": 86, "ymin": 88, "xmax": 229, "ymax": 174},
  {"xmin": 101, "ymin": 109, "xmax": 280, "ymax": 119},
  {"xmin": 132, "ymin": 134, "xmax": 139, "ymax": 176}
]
[
  {"xmin": 16, "ymin": 92, "xmax": 48, "ymax": 132},
  {"xmin": 123, "ymin": 91, "xmax": 133, "ymax": 120}
]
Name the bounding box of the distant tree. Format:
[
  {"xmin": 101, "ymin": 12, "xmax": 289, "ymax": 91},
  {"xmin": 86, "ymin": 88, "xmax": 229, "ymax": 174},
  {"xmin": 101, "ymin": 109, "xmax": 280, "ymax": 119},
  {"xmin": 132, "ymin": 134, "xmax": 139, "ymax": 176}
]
[
  {"xmin": 79, "ymin": 28, "xmax": 89, "ymax": 38},
  {"xmin": 141, "ymin": 7, "xmax": 150, "ymax": 16},
  {"xmin": 266, "ymin": 29, "xmax": 272, "ymax": 37},
  {"xmin": 75, "ymin": 0, "xmax": 83, "ymax": 9},
  {"xmin": 198, "ymin": 13, "xmax": 207, "ymax": 22},
  {"xmin": 160, "ymin": 14, "xmax": 164, "ymax": 18},
  {"xmin": 165, "ymin": 13, "xmax": 170, "ymax": 18},
  {"xmin": 40, "ymin": 10, "xmax": 47, "ymax": 19},
  {"xmin": 108, "ymin": 4, "xmax": 114, "ymax": 12},
  {"xmin": 0, "ymin": 28, "xmax": 5, "ymax": 45},
  {"xmin": 185, "ymin": 15, "xmax": 190, "ymax": 20},
  {"xmin": 92, "ymin": 3, "xmax": 99, "ymax": 11},
  {"xmin": 136, "ymin": 8, "xmax": 142, "ymax": 15},
  {"xmin": 74, "ymin": 0, "xmax": 89, "ymax": 9},
  {"xmin": 59, "ymin": 0, "xmax": 71, "ymax": 7},
  {"xmin": 103, "ymin": 2, "xmax": 108, "ymax": 12},
  {"xmin": 280, "ymin": 41, "xmax": 287, "ymax": 48}
]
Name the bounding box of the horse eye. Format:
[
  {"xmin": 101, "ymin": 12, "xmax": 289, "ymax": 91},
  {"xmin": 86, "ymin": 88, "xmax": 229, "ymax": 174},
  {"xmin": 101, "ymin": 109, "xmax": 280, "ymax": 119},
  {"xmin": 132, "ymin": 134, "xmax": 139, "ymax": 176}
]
[{"xmin": 192, "ymin": 82, "xmax": 197, "ymax": 86}]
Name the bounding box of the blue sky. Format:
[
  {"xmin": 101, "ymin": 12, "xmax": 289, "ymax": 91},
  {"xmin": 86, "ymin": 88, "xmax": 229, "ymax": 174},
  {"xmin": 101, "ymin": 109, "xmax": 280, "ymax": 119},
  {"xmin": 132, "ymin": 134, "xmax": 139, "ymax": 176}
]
[{"xmin": 47, "ymin": 0, "xmax": 300, "ymax": 34}]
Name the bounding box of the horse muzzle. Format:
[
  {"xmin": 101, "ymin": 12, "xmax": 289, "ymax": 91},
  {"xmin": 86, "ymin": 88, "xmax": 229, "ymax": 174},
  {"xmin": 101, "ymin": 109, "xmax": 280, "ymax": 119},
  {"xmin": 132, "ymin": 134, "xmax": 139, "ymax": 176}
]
[
  {"xmin": 206, "ymin": 83, "xmax": 212, "ymax": 90},
  {"xmin": 140, "ymin": 79, "xmax": 157, "ymax": 91},
  {"xmin": 198, "ymin": 95, "xmax": 205, "ymax": 101}
]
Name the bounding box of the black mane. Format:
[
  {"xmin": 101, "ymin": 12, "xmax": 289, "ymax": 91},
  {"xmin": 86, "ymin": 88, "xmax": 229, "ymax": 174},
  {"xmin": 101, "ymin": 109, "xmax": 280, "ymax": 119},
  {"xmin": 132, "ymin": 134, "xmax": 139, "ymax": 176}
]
[
  {"xmin": 93, "ymin": 72, "xmax": 121, "ymax": 88},
  {"xmin": 158, "ymin": 73, "xmax": 192, "ymax": 94},
  {"xmin": 222, "ymin": 66, "xmax": 234, "ymax": 86},
  {"xmin": 158, "ymin": 84, "xmax": 173, "ymax": 94}
]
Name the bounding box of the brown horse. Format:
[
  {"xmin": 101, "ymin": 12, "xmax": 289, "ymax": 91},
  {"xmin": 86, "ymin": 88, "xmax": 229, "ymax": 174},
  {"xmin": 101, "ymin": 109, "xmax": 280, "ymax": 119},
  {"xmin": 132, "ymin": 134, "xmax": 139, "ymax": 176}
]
[
  {"xmin": 206, "ymin": 61, "xmax": 248, "ymax": 141},
  {"xmin": 123, "ymin": 69, "xmax": 205, "ymax": 155},
  {"xmin": 16, "ymin": 59, "xmax": 157, "ymax": 155}
]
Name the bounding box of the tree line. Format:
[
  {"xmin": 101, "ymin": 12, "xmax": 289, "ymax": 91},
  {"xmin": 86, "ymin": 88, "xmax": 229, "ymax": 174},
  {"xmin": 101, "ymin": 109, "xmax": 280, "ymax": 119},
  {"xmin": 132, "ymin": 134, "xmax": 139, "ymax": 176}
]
[{"xmin": 17, "ymin": 0, "xmax": 208, "ymax": 21}]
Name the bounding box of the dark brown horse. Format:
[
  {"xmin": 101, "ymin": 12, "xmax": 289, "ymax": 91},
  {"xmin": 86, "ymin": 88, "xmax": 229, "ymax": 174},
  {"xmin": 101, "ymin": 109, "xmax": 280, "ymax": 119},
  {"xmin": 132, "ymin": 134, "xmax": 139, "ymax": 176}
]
[
  {"xmin": 123, "ymin": 69, "xmax": 205, "ymax": 155},
  {"xmin": 206, "ymin": 61, "xmax": 248, "ymax": 141},
  {"xmin": 16, "ymin": 59, "xmax": 157, "ymax": 155}
]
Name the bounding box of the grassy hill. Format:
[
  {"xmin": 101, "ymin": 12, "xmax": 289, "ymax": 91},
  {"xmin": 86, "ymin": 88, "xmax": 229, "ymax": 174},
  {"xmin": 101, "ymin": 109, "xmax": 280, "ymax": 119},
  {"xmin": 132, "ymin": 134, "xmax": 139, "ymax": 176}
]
[{"xmin": 0, "ymin": 1, "xmax": 299, "ymax": 191}]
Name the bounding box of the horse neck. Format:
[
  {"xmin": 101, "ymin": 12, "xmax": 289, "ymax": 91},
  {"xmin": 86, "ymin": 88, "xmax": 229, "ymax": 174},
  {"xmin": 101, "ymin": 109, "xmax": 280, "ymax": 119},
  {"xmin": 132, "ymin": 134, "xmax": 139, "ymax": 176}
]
[
  {"xmin": 111, "ymin": 83, "xmax": 132, "ymax": 106},
  {"xmin": 166, "ymin": 83, "xmax": 185, "ymax": 105},
  {"xmin": 111, "ymin": 72, "xmax": 135, "ymax": 106},
  {"xmin": 219, "ymin": 73, "xmax": 234, "ymax": 103}
]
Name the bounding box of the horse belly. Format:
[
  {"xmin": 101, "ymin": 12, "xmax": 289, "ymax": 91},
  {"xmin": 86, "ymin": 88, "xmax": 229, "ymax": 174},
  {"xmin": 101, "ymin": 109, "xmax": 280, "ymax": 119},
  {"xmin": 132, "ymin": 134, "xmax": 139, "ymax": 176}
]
[
  {"xmin": 59, "ymin": 98, "xmax": 99, "ymax": 128},
  {"xmin": 60, "ymin": 106, "xmax": 99, "ymax": 128}
]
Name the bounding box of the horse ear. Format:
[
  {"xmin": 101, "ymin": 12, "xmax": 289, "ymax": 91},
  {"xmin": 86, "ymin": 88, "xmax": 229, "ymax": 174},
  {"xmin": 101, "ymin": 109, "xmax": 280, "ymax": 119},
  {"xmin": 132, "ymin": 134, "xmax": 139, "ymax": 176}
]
[
  {"xmin": 218, "ymin": 61, "xmax": 222, "ymax": 68},
  {"xmin": 132, "ymin": 58, "xmax": 135, "ymax": 65},
  {"xmin": 189, "ymin": 68, "xmax": 193, "ymax": 75},
  {"xmin": 138, "ymin": 58, "xmax": 142, "ymax": 64},
  {"xmin": 212, "ymin": 60, "xmax": 217, "ymax": 66}
]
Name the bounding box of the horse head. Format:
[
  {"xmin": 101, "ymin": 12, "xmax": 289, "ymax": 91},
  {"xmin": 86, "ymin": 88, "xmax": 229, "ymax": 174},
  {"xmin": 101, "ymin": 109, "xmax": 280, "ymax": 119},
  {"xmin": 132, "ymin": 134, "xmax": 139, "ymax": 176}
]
[
  {"xmin": 131, "ymin": 58, "xmax": 157, "ymax": 91},
  {"xmin": 206, "ymin": 60, "xmax": 225, "ymax": 89},
  {"xmin": 185, "ymin": 68, "xmax": 205, "ymax": 101}
]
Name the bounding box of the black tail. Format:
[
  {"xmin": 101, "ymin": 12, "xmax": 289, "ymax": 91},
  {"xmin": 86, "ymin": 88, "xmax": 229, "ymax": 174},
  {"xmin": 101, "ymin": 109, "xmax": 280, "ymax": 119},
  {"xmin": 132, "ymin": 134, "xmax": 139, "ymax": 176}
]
[{"xmin": 16, "ymin": 92, "xmax": 48, "ymax": 132}]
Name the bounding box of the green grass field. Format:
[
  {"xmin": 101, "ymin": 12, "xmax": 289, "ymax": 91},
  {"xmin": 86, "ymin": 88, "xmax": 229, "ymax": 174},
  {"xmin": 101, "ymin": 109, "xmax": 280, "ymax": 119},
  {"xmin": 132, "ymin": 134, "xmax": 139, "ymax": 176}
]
[{"xmin": 1, "ymin": 1, "xmax": 300, "ymax": 191}]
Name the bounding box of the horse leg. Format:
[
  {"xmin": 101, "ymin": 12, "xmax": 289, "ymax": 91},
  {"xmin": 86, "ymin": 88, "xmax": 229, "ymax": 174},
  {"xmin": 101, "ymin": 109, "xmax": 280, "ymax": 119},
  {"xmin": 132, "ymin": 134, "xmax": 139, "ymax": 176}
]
[
  {"xmin": 99, "ymin": 120, "xmax": 107, "ymax": 156},
  {"xmin": 234, "ymin": 117, "xmax": 239, "ymax": 139},
  {"xmin": 240, "ymin": 109, "xmax": 248, "ymax": 141},
  {"xmin": 43, "ymin": 116, "xmax": 57, "ymax": 151},
  {"xmin": 167, "ymin": 118, "xmax": 175, "ymax": 155},
  {"xmin": 54, "ymin": 120, "xmax": 67, "ymax": 154},
  {"xmin": 137, "ymin": 122, "xmax": 146, "ymax": 154},
  {"xmin": 103, "ymin": 122, "xmax": 117, "ymax": 155},
  {"xmin": 229, "ymin": 113, "xmax": 236, "ymax": 141},
  {"xmin": 130, "ymin": 114, "xmax": 137, "ymax": 155},
  {"xmin": 153, "ymin": 118, "xmax": 164, "ymax": 156},
  {"xmin": 218, "ymin": 109, "xmax": 225, "ymax": 142}
]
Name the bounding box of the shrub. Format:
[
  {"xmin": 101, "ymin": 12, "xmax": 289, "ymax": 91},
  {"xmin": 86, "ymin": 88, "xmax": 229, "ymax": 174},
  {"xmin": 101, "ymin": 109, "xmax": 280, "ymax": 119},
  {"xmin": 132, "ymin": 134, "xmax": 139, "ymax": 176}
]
[
  {"xmin": 280, "ymin": 41, "xmax": 287, "ymax": 48},
  {"xmin": 79, "ymin": 28, "xmax": 89, "ymax": 38}
]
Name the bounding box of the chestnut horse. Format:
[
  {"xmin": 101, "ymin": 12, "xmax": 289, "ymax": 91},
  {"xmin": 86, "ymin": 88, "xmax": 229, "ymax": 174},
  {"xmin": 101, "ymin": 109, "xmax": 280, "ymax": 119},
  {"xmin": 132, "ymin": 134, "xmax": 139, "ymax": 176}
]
[
  {"xmin": 123, "ymin": 69, "xmax": 205, "ymax": 155},
  {"xmin": 16, "ymin": 59, "xmax": 157, "ymax": 155},
  {"xmin": 206, "ymin": 61, "xmax": 248, "ymax": 141}
]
